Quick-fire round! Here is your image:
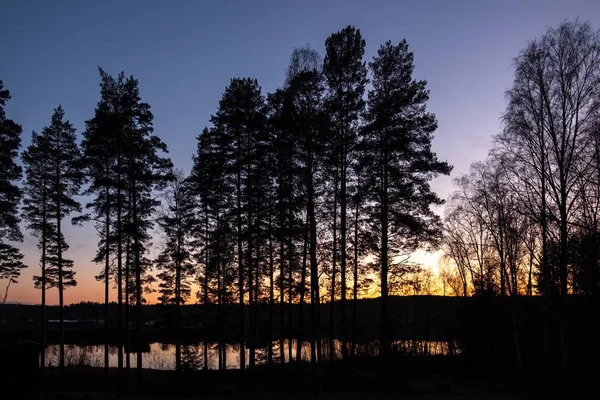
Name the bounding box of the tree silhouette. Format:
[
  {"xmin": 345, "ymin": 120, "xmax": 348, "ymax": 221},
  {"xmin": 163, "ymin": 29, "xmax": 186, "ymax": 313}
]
[
  {"xmin": 155, "ymin": 169, "xmax": 195, "ymax": 371},
  {"xmin": 23, "ymin": 106, "xmax": 83, "ymax": 374},
  {"xmin": 0, "ymin": 81, "xmax": 26, "ymax": 304},
  {"xmin": 287, "ymin": 68, "xmax": 330, "ymax": 370},
  {"xmin": 266, "ymin": 87, "xmax": 298, "ymax": 364},
  {"xmin": 496, "ymin": 19, "xmax": 600, "ymax": 378},
  {"xmin": 22, "ymin": 130, "xmax": 52, "ymax": 370},
  {"xmin": 80, "ymin": 68, "xmax": 123, "ymax": 374},
  {"xmin": 118, "ymin": 72, "xmax": 172, "ymax": 374},
  {"xmin": 500, "ymin": 20, "xmax": 600, "ymax": 298},
  {"xmin": 209, "ymin": 78, "xmax": 267, "ymax": 369},
  {"xmin": 361, "ymin": 40, "xmax": 452, "ymax": 360},
  {"xmin": 323, "ymin": 25, "xmax": 368, "ymax": 359}
]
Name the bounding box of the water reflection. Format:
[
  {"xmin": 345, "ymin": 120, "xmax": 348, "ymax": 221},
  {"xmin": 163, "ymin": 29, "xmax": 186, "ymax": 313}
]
[{"xmin": 43, "ymin": 339, "xmax": 459, "ymax": 370}]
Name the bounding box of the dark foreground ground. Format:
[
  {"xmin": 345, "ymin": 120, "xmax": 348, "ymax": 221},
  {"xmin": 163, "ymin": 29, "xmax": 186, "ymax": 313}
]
[{"xmin": 12, "ymin": 356, "xmax": 544, "ymax": 400}]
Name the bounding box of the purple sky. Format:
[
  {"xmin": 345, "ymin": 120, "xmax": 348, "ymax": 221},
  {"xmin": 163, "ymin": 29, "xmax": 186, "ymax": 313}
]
[{"xmin": 1, "ymin": 0, "xmax": 599, "ymax": 304}]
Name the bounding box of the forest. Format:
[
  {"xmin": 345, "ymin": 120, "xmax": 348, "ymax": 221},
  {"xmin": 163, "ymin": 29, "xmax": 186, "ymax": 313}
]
[{"xmin": 1, "ymin": 19, "xmax": 600, "ymax": 398}]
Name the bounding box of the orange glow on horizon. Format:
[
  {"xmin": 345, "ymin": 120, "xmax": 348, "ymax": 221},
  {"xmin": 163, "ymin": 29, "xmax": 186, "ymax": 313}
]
[{"xmin": 5, "ymin": 250, "xmax": 446, "ymax": 305}]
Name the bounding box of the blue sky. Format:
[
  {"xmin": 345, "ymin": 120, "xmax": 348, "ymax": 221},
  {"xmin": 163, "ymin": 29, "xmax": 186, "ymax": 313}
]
[{"xmin": 2, "ymin": 0, "xmax": 599, "ymax": 303}]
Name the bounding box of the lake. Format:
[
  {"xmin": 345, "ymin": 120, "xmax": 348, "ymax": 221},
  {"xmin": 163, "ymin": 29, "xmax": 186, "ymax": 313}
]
[{"xmin": 44, "ymin": 339, "xmax": 459, "ymax": 370}]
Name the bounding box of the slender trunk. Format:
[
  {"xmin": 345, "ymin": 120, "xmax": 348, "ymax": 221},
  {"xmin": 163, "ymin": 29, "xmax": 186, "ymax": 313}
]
[
  {"xmin": 215, "ymin": 210, "xmax": 222, "ymax": 371},
  {"xmin": 203, "ymin": 208, "xmax": 209, "ymax": 370},
  {"xmin": 117, "ymin": 162, "xmax": 124, "ymax": 373},
  {"xmin": 316, "ymin": 285, "xmax": 322, "ymax": 362},
  {"xmin": 499, "ymin": 221, "xmax": 506, "ymax": 297},
  {"xmin": 540, "ymin": 106, "xmax": 551, "ymax": 378},
  {"xmin": 40, "ymin": 185, "xmax": 47, "ymax": 371},
  {"xmin": 307, "ymin": 155, "xmax": 319, "ymax": 378},
  {"xmin": 175, "ymin": 223, "xmax": 182, "ymax": 372},
  {"xmin": 236, "ymin": 163, "xmax": 245, "ymax": 371},
  {"xmin": 559, "ymin": 205, "xmax": 568, "ymax": 296},
  {"xmin": 558, "ymin": 200, "xmax": 569, "ymax": 375},
  {"xmin": 133, "ymin": 183, "xmax": 142, "ymax": 375},
  {"xmin": 220, "ymin": 257, "xmax": 227, "ymax": 371},
  {"xmin": 217, "ymin": 238, "xmax": 223, "ymax": 370},
  {"xmin": 330, "ymin": 166, "xmax": 338, "ymax": 362},
  {"xmin": 380, "ymin": 149, "xmax": 389, "ymax": 362},
  {"xmin": 125, "ymin": 233, "xmax": 131, "ymax": 370},
  {"xmin": 528, "ymin": 243, "xmax": 534, "ymax": 296},
  {"xmin": 56, "ymin": 160, "xmax": 65, "ymax": 375},
  {"xmin": 253, "ymin": 224, "xmax": 260, "ymax": 368},
  {"xmin": 268, "ymin": 194, "xmax": 274, "ymax": 366},
  {"xmin": 103, "ymin": 125, "xmax": 112, "ymax": 378},
  {"xmin": 352, "ymin": 195, "xmax": 359, "ymax": 356},
  {"xmin": 297, "ymin": 214, "xmax": 308, "ymax": 361},
  {"xmin": 248, "ymin": 215, "xmax": 255, "ymax": 369},
  {"xmin": 1, "ymin": 280, "xmax": 11, "ymax": 305},
  {"xmin": 104, "ymin": 185, "xmax": 110, "ymax": 375},
  {"xmin": 279, "ymin": 237, "xmax": 285, "ymax": 364},
  {"xmin": 287, "ymin": 222, "xmax": 293, "ymax": 364},
  {"xmin": 340, "ymin": 146, "xmax": 348, "ymax": 360}
]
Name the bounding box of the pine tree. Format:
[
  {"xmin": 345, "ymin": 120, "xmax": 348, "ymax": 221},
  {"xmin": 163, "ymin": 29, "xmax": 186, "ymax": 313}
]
[
  {"xmin": 286, "ymin": 68, "xmax": 330, "ymax": 370},
  {"xmin": 79, "ymin": 68, "xmax": 121, "ymax": 374},
  {"xmin": 155, "ymin": 169, "xmax": 195, "ymax": 372},
  {"xmin": 117, "ymin": 72, "xmax": 172, "ymax": 374},
  {"xmin": 209, "ymin": 78, "xmax": 266, "ymax": 369},
  {"xmin": 361, "ymin": 40, "xmax": 452, "ymax": 361},
  {"xmin": 268, "ymin": 84, "xmax": 305, "ymax": 364},
  {"xmin": 323, "ymin": 25, "xmax": 368, "ymax": 359},
  {"xmin": 190, "ymin": 126, "xmax": 235, "ymax": 370},
  {"xmin": 265, "ymin": 89, "xmax": 289, "ymax": 364},
  {"xmin": 189, "ymin": 128, "xmax": 212, "ymax": 370},
  {"xmin": 22, "ymin": 130, "xmax": 52, "ymax": 369},
  {"xmin": 246, "ymin": 108, "xmax": 271, "ymax": 368},
  {"xmin": 23, "ymin": 106, "xmax": 83, "ymax": 374},
  {"xmin": 0, "ymin": 81, "xmax": 27, "ymax": 304}
]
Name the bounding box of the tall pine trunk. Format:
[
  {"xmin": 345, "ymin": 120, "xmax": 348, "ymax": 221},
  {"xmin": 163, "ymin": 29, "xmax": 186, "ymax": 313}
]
[
  {"xmin": 236, "ymin": 158, "xmax": 245, "ymax": 370},
  {"xmin": 330, "ymin": 165, "xmax": 338, "ymax": 361},
  {"xmin": 267, "ymin": 194, "xmax": 274, "ymax": 366},
  {"xmin": 40, "ymin": 186, "xmax": 47, "ymax": 371},
  {"xmin": 307, "ymin": 154, "xmax": 319, "ymax": 379},
  {"xmin": 203, "ymin": 209, "xmax": 209, "ymax": 370},
  {"xmin": 380, "ymin": 151, "xmax": 389, "ymax": 363},
  {"xmin": 287, "ymin": 219, "xmax": 293, "ymax": 363},
  {"xmin": 340, "ymin": 146, "xmax": 348, "ymax": 360},
  {"xmin": 352, "ymin": 195, "xmax": 359, "ymax": 355},
  {"xmin": 297, "ymin": 214, "xmax": 308, "ymax": 361},
  {"xmin": 125, "ymin": 231, "xmax": 131, "ymax": 371},
  {"xmin": 253, "ymin": 228, "xmax": 260, "ymax": 367},
  {"xmin": 133, "ymin": 182, "xmax": 143, "ymax": 375},
  {"xmin": 117, "ymin": 159, "xmax": 124, "ymax": 373},
  {"xmin": 279, "ymin": 237, "xmax": 285, "ymax": 364},
  {"xmin": 56, "ymin": 158, "xmax": 65, "ymax": 375},
  {"xmin": 248, "ymin": 215, "xmax": 255, "ymax": 369},
  {"xmin": 175, "ymin": 225, "xmax": 182, "ymax": 372},
  {"xmin": 217, "ymin": 210, "xmax": 226, "ymax": 371},
  {"xmin": 104, "ymin": 185, "xmax": 110, "ymax": 375},
  {"xmin": 217, "ymin": 240, "xmax": 223, "ymax": 371},
  {"xmin": 220, "ymin": 252, "xmax": 227, "ymax": 370}
]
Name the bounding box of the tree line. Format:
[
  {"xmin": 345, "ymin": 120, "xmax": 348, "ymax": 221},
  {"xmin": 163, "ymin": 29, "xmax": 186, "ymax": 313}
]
[
  {"xmin": 442, "ymin": 20, "xmax": 600, "ymax": 298},
  {"xmin": 0, "ymin": 25, "xmax": 449, "ymax": 374},
  {"xmin": 441, "ymin": 20, "xmax": 600, "ymax": 381},
  {"xmin": 4, "ymin": 19, "xmax": 598, "ymax": 384}
]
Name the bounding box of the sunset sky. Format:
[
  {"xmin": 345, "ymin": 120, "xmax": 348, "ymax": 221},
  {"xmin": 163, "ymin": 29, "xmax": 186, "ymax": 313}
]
[{"xmin": 1, "ymin": 0, "xmax": 599, "ymax": 305}]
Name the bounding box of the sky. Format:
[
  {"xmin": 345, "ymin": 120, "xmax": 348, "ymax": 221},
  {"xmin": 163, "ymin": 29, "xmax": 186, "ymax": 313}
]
[{"xmin": 1, "ymin": 0, "xmax": 599, "ymax": 305}]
